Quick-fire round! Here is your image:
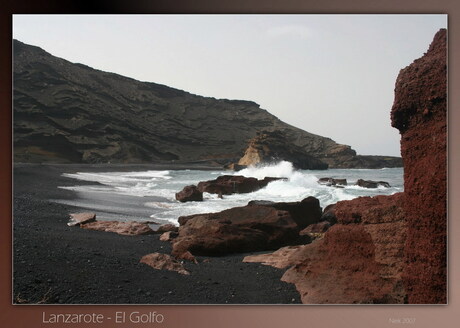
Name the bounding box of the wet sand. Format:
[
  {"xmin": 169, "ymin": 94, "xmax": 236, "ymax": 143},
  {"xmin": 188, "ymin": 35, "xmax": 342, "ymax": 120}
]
[{"xmin": 13, "ymin": 164, "xmax": 301, "ymax": 304}]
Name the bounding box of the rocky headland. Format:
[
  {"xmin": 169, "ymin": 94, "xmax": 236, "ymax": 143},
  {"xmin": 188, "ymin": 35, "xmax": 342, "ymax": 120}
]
[{"xmin": 13, "ymin": 40, "xmax": 401, "ymax": 169}]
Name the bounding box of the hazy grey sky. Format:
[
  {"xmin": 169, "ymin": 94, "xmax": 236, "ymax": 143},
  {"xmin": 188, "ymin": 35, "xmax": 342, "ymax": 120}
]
[{"xmin": 13, "ymin": 15, "xmax": 447, "ymax": 157}]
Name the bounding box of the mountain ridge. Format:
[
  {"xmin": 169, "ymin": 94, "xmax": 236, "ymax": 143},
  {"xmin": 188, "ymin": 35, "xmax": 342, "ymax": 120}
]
[{"xmin": 13, "ymin": 39, "xmax": 402, "ymax": 168}]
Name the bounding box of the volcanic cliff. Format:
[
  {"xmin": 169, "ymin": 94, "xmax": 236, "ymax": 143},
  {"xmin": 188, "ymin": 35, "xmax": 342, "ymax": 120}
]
[
  {"xmin": 246, "ymin": 29, "xmax": 447, "ymax": 304},
  {"xmin": 13, "ymin": 40, "xmax": 401, "ymax": 168},
  {"xmin": 391, "ymin": 28, "xmax": 447, "ymax": 304}
]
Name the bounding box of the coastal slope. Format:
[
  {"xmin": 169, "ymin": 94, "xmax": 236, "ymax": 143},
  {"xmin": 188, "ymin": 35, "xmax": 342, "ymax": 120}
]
[{"xmin": 13, "ymin": 40, "xmax": 401, "ymax": 168}]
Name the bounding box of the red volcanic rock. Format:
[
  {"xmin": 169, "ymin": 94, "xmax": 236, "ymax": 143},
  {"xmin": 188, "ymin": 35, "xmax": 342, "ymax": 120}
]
[
  {"xmin": 299, "ymin": 221, "xmax": 331, "ymax": 234},
  {"xmin": 175, "ymin": 250, "xmax": 198, "ymax": 264},
  {"xmin": 248, "ymin": 193, "xmax": 406, "ymax": 304},
  {"xmin": 159, "ymin": 231, "xmax": 178, "ymax": 242},
  {"xmin": 243, "ymin": 245, "xmax": 306, "ymax": 269},
  {"xmin": 248, "ymin": 196, "xmax": 322, "ymax": 229},
  {"xmin": 140, "ymin": 253, "xmax": 189, "ymax": 275},
  {"xmin": 171, "ymin": 205, "xmax": 307, "ymax": 256},
  {"xmin": 155, "ymin": 223, "xmax": 178, "ymax": 234},
  {"xmin": 196, "ymin": 175, "xmax": 283, "ymax": 195},
  {"xmin": 67, "ymin": 212, "xmax": 96, "ymax": 226},
  {"xmin": 81, "ymin": 220, "xmax": 154, "ymax": 236},
  {"xmin": 175, "ymin": 185, "xmax": 203, "ymax": 202},
  {"xmin": 390, "ymin": 29, "xmax": 447, "ymax": 304}
]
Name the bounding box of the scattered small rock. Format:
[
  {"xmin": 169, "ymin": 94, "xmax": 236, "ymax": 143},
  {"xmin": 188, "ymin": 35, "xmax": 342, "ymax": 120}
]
[
  {"xmin": 156, "ymin": 224, "xmax": 178, "ymax": 234},
  {"xmin": 355, "ymin": 179, "xmax": 391, "ymax": 188},
  {"xmin": 140, "ymin": 253, "xmax": 190, "ymax": 275},
  {"xmin": 159, "ymin": 231, "xmax": 178, "ymax": 242},
  {"xmin": 318, "ymin": 178, "xmax": 347, "ymax": 186},
  {"xmin": 175, "ymin": 185, "xmax": 203, "ymax": 202},
  {"xmin": 81, "ymin": 221, "xmax": 154, "ymax": 236}
]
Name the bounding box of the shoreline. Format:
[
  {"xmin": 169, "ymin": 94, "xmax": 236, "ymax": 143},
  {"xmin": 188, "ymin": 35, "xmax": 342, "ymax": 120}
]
[
  {"xmin": 13, "ymin": 162, "xmax": 226, "ymax": 172},
  {"xmin": 13, "ymin": 164, "xmax": 302, "ymax": 304}
]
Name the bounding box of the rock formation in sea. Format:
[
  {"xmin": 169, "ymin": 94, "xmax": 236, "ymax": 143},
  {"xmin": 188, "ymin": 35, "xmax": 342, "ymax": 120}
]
[
  {"xmin": 13, "ymin": 40, "xmax": 401, "ymax": 168},
  {"xmin": 236, "ymin": 130, "xmax": 328, "ymax": 169},
  {"xmin": 196, "ymin": 175, "xmax": 283, "ymax": 195},
  {"xmin": 175, "ymin": 185, "xmax": 203, "ymax": 202},
  {"xmin": 244, "ymin": 29, "xmax": 447, "ymax": 304}
]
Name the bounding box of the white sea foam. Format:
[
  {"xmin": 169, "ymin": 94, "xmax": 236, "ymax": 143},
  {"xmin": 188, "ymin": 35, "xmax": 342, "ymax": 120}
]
[
  {"xmin": 56, "ymin": 162, "xmax": 404, "ymax": 224},
  {"xmin": 237, "ymin": 161, "xmax": 295, "ymax": 179}
]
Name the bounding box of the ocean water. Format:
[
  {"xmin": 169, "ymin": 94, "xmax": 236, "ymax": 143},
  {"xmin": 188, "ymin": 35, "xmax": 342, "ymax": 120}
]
[{"xmin": 55, "ymin": 161, "xmax": 403, "ymax": 225}]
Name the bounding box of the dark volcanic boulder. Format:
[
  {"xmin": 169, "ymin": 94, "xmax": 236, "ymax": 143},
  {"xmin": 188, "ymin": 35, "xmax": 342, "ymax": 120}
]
[
  {"xmin": 356, "ymin": 179, "xmax": 391, "ymax": 188},
  {"xmin": 171, "ymin": 205, "xmax": 309, "ymax": 256},
  {"xmin": 175, "ymin": 185, "xmax": 203, "ymax": 202},
  {"xmin": 318, "ymin": 178, "xmax": 347, "ymax": 186},
  {"xmin": 196, "ymin": 175, "xmax": 282, "ymax": 195},
  {"xmin": 320, "ymin": 203, "xmax": 337, "ymax": 225},
  {"xmin": 391, "ymin": 29, "xmax": 447, "ymax": 304},
  {"xmin": 248, "ymin": 196, "xmax": 322, "ymax": 230}
]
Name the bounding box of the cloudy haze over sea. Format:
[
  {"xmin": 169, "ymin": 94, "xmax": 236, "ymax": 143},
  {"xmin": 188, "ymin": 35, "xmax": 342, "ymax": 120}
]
[{"xmin": 13, "ymin": 14, "xmax": 447, "ymax": 157}]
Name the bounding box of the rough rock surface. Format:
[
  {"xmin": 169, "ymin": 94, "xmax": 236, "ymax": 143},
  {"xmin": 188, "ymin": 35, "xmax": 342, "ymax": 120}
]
[
  {"xmin": 355, "ymin": 179, "xmax": 391, "ymax": 188},
  {"xmin": 248, "ymin": 194, "xmax": 406, "ymax": 304},
  {"xmin": 155, "ymin": 224, "xmax": 179, "ymax": 234},
  {"xmin": 237, "ymin": 130, "xmax": 328, "ymax": 170},
  {"xmin": 13, "ymin": 40, "xmax": 401, "ymax": 168},
  {"xmin": 320, "ymin": 204, "xmax": 337, "ymax": 224},
  {"xmin": 67, "ymin": 212, "xmax": 96, "ymax": 226},
  {"xmin": 243, "ymin": 246, "xmax": 306, "ymax": 269},
  {"xmin": 171, "ymin": 205, "xmax": 308, "ymax": 256},
  {"xmin": 140, "ymin": 253, "xmax": 190, "ymax": 275},
  {"xmin": 81, "ymin": 220, "xmax": 154, "ymax": 236},
  {"xmin": 299, "ymin": 221, "xmax": 331, "ymax": 234},
  {"xmin": 175, "ymin": 185, "xmax": 203, "ymax": 202},
  {"xmin": 247, "ymin": 196, "xmax": 322, "ymax": 230},
  {"xmin": 197, "ymin": 175, "xmax": 282, "ymax": 195},
  {"xmin": 159, "ymin": 231, "xmax": 178, "ymax": 242},
  {"xmin": 390, "ymin": 28, "xmax": 447, "ymax": 304}
]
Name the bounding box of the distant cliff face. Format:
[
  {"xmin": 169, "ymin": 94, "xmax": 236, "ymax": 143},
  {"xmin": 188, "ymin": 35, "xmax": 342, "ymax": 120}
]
[
  {"xmin": 391, "ymin": 28, "xmax": 447, "ymax": 304},
  {"xmin": 13, "ymin": 40, "xmax": 401, "ymax": 168},
  {"xmin": 237, "ymin": 130, "xmax": 328, "ymax": 170}
]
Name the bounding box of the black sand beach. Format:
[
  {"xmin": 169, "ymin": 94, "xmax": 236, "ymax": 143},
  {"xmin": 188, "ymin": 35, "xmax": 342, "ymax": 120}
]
[{"xmin": 13, "ymin": 164, "xmax": 301, "ymax": 304}]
